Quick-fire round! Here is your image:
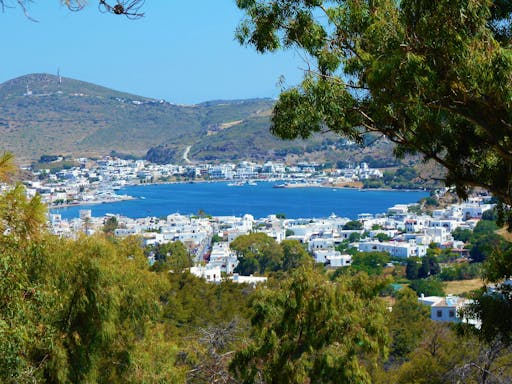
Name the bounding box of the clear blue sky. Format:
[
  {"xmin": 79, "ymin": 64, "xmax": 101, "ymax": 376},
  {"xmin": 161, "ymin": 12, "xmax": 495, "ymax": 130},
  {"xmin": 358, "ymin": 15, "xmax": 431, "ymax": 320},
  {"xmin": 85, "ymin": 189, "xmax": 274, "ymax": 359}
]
[{"xmin": 0, "ymin": 1, "xmax": 305, "ymax": 104}]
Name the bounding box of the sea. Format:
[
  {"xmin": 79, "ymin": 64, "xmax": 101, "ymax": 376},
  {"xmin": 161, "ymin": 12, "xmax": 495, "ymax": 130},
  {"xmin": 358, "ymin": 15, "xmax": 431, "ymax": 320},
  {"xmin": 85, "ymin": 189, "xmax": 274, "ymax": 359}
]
[{"xmin": 51, "ymin": 182, "xmax": 429, "ymax": 220}]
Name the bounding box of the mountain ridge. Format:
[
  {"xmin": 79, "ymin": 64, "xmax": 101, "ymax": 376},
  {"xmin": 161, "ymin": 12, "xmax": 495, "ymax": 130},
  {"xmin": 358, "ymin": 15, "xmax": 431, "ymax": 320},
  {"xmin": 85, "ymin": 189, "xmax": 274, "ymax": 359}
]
[{"xmin": 0, "ymin": 73, "xmax": 400, "ymax": 169}]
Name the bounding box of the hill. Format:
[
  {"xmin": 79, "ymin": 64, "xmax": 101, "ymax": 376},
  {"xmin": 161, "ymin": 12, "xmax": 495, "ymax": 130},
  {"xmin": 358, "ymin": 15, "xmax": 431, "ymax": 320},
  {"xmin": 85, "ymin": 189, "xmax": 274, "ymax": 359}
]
[{"xmin": 0, "ymin": 73, "xmax": 404, "ymax": 168}]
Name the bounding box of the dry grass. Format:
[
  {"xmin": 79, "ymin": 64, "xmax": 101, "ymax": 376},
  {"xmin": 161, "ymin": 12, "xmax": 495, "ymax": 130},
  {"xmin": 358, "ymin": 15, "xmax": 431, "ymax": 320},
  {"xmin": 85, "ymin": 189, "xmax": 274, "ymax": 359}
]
[
  {"xmin": 496, "ymin": 227, "xmax": 512, "ymax": 243},
  {"xmin": 444, "ymin": 278, "xmax": 484, "ymax": 296}
]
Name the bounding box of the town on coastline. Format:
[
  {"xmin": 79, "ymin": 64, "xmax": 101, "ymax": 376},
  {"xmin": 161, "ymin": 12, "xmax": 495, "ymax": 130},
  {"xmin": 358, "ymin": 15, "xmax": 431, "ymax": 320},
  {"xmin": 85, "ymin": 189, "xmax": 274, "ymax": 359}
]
[
  {"xmin": 22, "ymin": 155, "xmax": 493, "ymax": 323},
  {"xmin": 47, "ymin": 183, "xmax": 492, "ymax": 323},
  {"xmin": 24, "ymin": 156, "xmax": 388, "ymax": 209}
]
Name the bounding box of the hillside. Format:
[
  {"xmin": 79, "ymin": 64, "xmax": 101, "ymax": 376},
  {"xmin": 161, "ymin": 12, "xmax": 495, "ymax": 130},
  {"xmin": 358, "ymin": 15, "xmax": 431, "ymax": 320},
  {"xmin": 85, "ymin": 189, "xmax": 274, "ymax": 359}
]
[
  {"xmin": 0, "ymin": 74, "xmax": 269, "ymax": 161},
  {"xmin": 0, "ymin": 73, "xmax": 404, "ymax": 168}
]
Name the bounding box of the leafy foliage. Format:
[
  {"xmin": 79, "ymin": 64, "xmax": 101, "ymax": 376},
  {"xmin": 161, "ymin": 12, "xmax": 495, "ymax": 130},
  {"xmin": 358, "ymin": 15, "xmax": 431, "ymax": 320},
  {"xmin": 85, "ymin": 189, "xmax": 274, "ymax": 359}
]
[
  {"xmin": 418, "ymin": 255, "xmax": 441, "ymax": 279},
  {"xmin": 280, "ymin": 239, "xmax": 313, "ymax": 271},
  {"xmin": 230, "ymin": 268, "xmax": 390, "ymax": 383},
  {"xmin": 342, "ymin": 220, "xmax": 363, "ymax": 230},
  {"xmin": 351, "ymin": 251, "xmax": 390, "ymax": 276},
  {"xmin": 438, "ymin": 262, "xmax": 482, "ymax": 282},
  {"xmin": 147, "ymin": 240, "xmax": 192, "ymax": 273},
  {"xmin": 405, "ymin": 258, "xmax": 420, "ymax": 280},
  {"xmin": 236, "ymin": 0, "xmax": 512, "ymax": 220},
  {"xmin": 232, "ymin": 233, "xmax": 284, "ymax": 275},
  {"xmin": 409, "ymin": 278, "xmax": 446, "ymax": 297},
  {"xmin": 388, "ymin": 287, "xmax": 430, "ymax": 359},
  {"xmin": 102, "ymin": 215, "xmax": 119, "ymax": 234}
]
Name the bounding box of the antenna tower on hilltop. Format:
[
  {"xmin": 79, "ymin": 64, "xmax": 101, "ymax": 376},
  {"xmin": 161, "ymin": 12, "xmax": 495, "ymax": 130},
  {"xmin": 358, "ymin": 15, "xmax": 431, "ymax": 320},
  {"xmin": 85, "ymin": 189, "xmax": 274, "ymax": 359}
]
[{"xmin": 24, "ymin": 84, "xmax": 32, "ymax": 96}]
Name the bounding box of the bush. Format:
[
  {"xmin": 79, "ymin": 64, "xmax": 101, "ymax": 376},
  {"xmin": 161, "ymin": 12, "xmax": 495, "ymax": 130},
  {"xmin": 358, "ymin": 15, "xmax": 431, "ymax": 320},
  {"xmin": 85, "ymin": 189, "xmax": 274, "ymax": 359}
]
[{"xmin": 409, "ymin": 278, "xmax": 445, "ymax": 297}]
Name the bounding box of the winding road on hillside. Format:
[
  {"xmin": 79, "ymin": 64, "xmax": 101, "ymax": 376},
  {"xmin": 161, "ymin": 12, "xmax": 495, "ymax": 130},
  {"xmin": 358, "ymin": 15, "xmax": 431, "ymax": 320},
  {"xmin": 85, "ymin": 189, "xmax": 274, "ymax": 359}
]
[{"xmin": 183, "ymin": 145, "xmax": 192, "ymax": 164}]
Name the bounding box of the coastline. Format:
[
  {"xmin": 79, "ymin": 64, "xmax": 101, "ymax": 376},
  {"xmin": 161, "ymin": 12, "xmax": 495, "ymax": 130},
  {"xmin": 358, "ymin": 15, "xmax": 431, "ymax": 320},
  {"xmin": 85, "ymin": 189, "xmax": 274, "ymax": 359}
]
[
  {"xmin": 49, "ymin": 180, "xmax": 427, "ymax": 213},
  {"xmin": 278, "ymin": 182, "xmax": 425, "ymax": 193},
  {"xmin": 49, "ymin": 195, "xmax": 135, "ymax": 210}
]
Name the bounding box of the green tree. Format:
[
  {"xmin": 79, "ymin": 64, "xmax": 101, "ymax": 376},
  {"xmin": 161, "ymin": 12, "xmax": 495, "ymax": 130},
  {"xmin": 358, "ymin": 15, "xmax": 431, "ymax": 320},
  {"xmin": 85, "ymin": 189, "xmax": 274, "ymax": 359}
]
[
  {"xmin": 348, "ymin": 232, "xmax": 361, "ymax": 243},
  {"xmin": 45, "ymin": 235, "xmax": 170, "ymax": 383},
  {"xmin": 103, "ymin": 215, "xmax": 119, "ymax": 234},
  {"xmin": 470, "ymin": 234, "xmax": 508, "ymax": 263},
  {"xmin": 280, "ymin": 239, "xmax": 313, "ymax": 271},
  {"xmin": 388, "ymin": 287, "xmax": 430, "ymax": 359},
  {"xmin": 149, "ymin": 240, "xmax": 192, "ymax": 273},
  {"xmin": 405, "ymin": 258, "xmax": 420, "ymax": 280},
  {"xmin": 212, "ymin": 233, "xmax": 223, "ymax": 243},
  {"xmin": 418, "ymin": 255, "xmax": 441, "ymax": 278},
  {"xmin": 0, "ymin": 152, "xmax": 17, "ymax": 182},
  {"xmin": 387, "ymin": 322, "xmax": 512, "ymax": 384},
  {"xmin": 452, "ymin": 227, "xmax": 473, "ymax": 243},
  {"xmin": 343, "ymin": 220, "xmax": 363, "ymax": 230},
  {"xmin": 235, "ymin": 0, "xmax": 512, "ymax": 222},
  {"xmin": 0, "ymin": 155, "xmax": 188, "ymax": 382},
  {"xmin": 465, "ymin": 246, "xmax": 512, "ymax": 344},
  {"xmin": 438, "ymin": 262, "xmax": 482, "ymax": 281},
  {"xmin": 0, "ymin": 190, "xmax": 50, "ymax": 382},
  {"xmin": 231, "ymin": 232, "xmax": 283, "ymax": 275},
  {"xmin": 481, "ymin": 208, "xmax": 498, "ymax": 221},
  {"xmin": 230, "ymin": 268, "xmax": 390, "ymax": 383},
  {"xmin": 351, "ymin": 251, "xmax": 390, "ymax": 276},
  {"xmin": 409, "ymin": 278, "xmax": 445, "ymax": 297},
  {"xmin": 161, "ymin": 272, "xmax": 250, "ymax": 337},
  {"xmin": 375, "ymin": 232, "xmax": 391, "ymax": 242}
]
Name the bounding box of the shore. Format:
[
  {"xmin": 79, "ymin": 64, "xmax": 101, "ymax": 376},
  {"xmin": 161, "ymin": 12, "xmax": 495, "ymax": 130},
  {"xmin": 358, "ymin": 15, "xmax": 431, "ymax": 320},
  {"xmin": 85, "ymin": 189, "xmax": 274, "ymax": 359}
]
[
  {"xmin": 282, "ymin": 181, "xmax": 364, "ymax": 189},
  {"xmin": 49, "ymin": 195, "xmax": 135, "ymax": 209}
]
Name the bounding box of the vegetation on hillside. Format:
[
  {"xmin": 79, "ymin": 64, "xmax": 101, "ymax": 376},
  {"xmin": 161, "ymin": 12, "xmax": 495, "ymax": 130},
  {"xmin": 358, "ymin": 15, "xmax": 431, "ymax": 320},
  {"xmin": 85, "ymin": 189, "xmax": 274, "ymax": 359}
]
[{"xmin": 0, "ymin": 74, "xmax": 423, "ymax": 171}]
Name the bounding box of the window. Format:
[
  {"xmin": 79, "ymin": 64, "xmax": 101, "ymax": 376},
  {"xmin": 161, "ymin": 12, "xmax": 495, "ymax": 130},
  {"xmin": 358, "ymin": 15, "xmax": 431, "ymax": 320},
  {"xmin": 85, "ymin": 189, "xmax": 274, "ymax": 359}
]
[
  {"xmin": 436, "ymin": 310, "xmax": 442, "ymax": 318},
  {"xmin": 449, "ymin": 310, "xmax": 455, "ymax": 318}
]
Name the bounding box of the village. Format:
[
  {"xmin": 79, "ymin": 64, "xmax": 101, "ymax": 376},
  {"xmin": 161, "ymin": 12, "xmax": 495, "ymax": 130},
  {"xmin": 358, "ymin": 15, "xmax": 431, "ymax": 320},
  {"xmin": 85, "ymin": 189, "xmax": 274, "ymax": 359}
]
[
  {"xmin": 22, "ymin": 156, "xmax": 384, "ymax": 207},
  {"xmin": 45, "ymin": 170, "xmax": 493, "ymax": 326},
  {"xmin": 21, "ymin": 156, "xmax": 494, "ymax": 326}
]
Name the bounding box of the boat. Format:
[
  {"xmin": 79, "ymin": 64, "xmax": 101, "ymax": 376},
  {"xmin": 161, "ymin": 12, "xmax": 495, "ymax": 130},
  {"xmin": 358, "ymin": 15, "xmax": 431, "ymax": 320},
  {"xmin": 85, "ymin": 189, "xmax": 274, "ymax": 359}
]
[{"xmin": 273, "ymin": 183, "xmax": 287, "ymax": 188}]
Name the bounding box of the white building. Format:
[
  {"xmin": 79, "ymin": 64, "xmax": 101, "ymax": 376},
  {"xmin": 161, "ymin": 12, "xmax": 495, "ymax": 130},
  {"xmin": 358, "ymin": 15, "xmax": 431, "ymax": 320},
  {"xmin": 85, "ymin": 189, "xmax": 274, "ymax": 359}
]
[
  {"xmin": 308, "ymin": 237, "xmax": 335, "ymax": 252},
  {"xmin": 230, "ymin": 273, "xmax": 267, "ymax": 285},
  {"xmin": 327, "ymin": 253, "xmax": 352, "ymax": 268},
  {"xmin": 208, "ymin": 242, "xmax": 238, "ymax": 274},
  {"xmin": 357, "ymin": 240, "xmax": 427, "ymax": 258},
  {"xmin": 190, "ymin": 265, "xmax": 222, "ymax": 283},
  {"xmin": 419, "ymin": 294, "xmax": 472, "ymax": 323}
]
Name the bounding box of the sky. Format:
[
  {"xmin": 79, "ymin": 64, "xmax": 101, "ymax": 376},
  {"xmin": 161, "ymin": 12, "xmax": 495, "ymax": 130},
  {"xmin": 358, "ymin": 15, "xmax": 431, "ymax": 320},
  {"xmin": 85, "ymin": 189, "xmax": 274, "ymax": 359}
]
[{"xmin": 0, "ymin": 1, "xmax": 305, "ymax": 104}]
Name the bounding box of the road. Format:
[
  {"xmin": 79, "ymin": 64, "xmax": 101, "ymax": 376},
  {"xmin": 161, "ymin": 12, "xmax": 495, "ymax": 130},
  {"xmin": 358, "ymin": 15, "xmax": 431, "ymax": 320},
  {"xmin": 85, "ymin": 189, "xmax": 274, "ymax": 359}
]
[{"xmin": 183, "ymin": 145, "xmax": 192, "ymax": 164}]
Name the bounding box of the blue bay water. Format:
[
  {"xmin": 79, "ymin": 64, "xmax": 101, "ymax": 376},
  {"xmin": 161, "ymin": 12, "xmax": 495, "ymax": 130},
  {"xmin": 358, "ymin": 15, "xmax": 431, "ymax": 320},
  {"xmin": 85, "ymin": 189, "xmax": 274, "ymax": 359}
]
[{"xmin": 52, "ymin": 182, "xmax": 429, "ymax": 220}]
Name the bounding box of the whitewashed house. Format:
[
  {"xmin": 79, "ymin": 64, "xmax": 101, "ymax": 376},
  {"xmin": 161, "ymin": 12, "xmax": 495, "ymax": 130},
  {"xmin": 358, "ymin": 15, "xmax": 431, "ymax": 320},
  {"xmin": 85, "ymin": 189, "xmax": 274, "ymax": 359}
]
[
  {"xmin": 327, "ymin": 253, "xmax": 352, "ymax": 268},
  {"xmin": 190, "ymin": 265, "xmax": 222, "ymax": 283},
  {"xmin": 208, "ymin": 242, "xmax": 238, "ymax": 274},
  {"xmin": 230, "ymin": 273, "xmax": 267, "ymax": 285},
  {"xmin": 357, "ymin": 240, "xmax": 427, "ymax": 258},
  {"xmin": 419, "ymin": 294, "xmax": 472, "ymax": 323},
  {"xmin": 308, "ymin": 237, "xmax": 335, "ymax": 252}
]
